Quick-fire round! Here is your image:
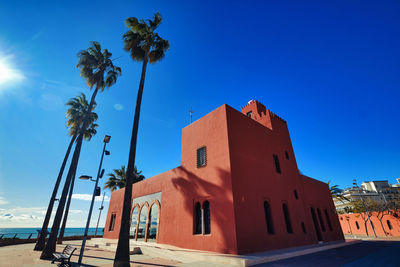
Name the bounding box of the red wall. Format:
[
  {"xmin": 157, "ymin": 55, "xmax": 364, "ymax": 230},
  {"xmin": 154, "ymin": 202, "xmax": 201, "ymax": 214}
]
[
  {"xmin": 338, "ymin": 212, "xmax": 400, "ymax": 237},
  {"xmin": 103, "ymin": 101, "xmax": 344, "ymax": 255},
  {"xmin": 225, "ymin": 103, "xmax": 343, "ymax": 254},
  {"xmin": 104, "ymin": 105, "xmax": 238, "ymax": 254}
]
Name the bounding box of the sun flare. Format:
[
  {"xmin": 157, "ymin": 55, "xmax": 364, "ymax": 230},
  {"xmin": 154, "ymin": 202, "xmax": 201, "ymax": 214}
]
[{"xmin": 0, "ymin": 57, "xmax": 25, "ymax": 86}]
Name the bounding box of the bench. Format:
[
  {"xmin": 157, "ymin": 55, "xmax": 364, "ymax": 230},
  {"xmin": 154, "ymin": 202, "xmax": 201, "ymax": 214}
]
[{"xmin": 51, "ymin": 244, "xmax": 76, "ymax": 266}]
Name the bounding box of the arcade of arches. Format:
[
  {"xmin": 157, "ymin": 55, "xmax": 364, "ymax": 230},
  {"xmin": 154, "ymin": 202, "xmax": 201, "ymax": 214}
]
[{"xmin": 130, "ymin": 193, "xmax": 161, "ymax": 242}]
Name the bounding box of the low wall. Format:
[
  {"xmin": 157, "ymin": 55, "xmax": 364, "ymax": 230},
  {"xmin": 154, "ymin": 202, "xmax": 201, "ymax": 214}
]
[{"xmin": 338, "ymin": 211, "xmax": 400, "ymax": 237}]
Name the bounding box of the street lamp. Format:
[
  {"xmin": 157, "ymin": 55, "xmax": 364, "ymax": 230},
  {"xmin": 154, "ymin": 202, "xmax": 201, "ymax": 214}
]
[
  {"xmin": 77, "ymin": 135, "xmax": 111, "ymax": 266},
  {"xmin": 94, "ymin": 192, "xmax": 106, "ymax": 237}
]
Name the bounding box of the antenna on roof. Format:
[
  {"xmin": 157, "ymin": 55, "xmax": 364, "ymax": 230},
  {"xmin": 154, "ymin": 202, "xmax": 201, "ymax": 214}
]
[{"xmin": 189, "ymin": 107, "xmax": 194, "ymax": 124}]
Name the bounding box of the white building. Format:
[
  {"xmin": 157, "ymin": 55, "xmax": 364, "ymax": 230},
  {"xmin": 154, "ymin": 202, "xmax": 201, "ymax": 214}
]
[{"xmin": 334, "ymin": 179, "xmax": 400, "ymax": 213}]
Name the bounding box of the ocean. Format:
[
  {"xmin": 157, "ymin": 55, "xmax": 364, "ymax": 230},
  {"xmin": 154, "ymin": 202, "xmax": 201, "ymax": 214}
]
[{"xmin": 0, "ymin": 228, "xmax": 103, "ymax": 239}]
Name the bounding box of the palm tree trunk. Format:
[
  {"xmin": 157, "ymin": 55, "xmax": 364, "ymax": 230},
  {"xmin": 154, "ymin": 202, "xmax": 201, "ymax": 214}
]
[
  {"xmin": 57, "ymin": 169, "xmax": 77, "ymax": 244},
  {"xmin": 41, "ymin": 88, "xmax": 99, "ymax": 259},
  {"xmin": 34, "ymin": 134, "xmax": 77, "ymax": 251},
  {"xmin": 114, "ymin": 50, "xmax": 149, "ymax": 267}
]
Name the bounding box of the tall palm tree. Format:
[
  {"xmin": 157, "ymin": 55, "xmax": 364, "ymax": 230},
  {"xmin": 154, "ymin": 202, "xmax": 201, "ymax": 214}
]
[
  {"xmin": 34, "ymin": 93, "xmax": 97, "ymax": 251},
  {"xmin": 114, "ymin": 12, "xmax": 169, "ymax": 266},
  {"xmin": 57, "ymin": 94, "xmax": 99, "ymax": 244},
  {"xmin": 104, "ymin": 165, "xmax": 144, "ymax": 192},
  {"xmin": 41, "ymin": 42, "xmax": 121, "ymax": 259}
]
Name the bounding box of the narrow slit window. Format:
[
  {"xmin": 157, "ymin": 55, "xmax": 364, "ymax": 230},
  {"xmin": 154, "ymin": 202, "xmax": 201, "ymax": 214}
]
[
  {"xmin": 109, "ymin": 213, "xmax": 116, "ymax": 231},
  {"xmin": 194, "ymin": 202, "xmax": 202, "ymax": 234},
  {"xmin": 294, "ymin": 190, "xmax": 298, "ymax": 199},
  {"xmin": 324, "ymin": 209, "xmax": 333, "ymax": 231},
  {"xmin": 263, "ymin": 201, "xmax": 275, "ymax": 234},
  {"xmin": 197, "ymin": 147, "xmax": 207, "ymax": 168},
  {"xmin": 355, "ymin": 221, "xmax": 360, "ymax": 229},
  {"xmin": 387, "ymin": 220, "xmax": 393, "ymax": 230},
  {"xmin": 285, "ymin": 151, "xmax": 289, "ymax": 159},
  {"xmin": 317, "ymin": 208, "xmax": 326, "ymax": 232},
  {"xmin": 273, "ymin": 154, "xmax": 281, "ymax": 174},
  {"xmin": 203, "ymin": 201, "xmax": 211, "ymax": 234},
  {"xmin": 282, "ymin": 203, "xmax": 293, "ymax": 233},
  {"xmin": 301, "ymin": 222, "xmax": 306, "ymax": 233}
]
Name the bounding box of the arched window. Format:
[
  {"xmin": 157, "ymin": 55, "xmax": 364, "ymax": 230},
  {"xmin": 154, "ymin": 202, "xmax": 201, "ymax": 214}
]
[
  {"xmin": 282, "ymin": 203, "xmax": 293, "ymax": 233},
  {"xmin": 194, "ymin": 202, "xmax": 202, "ymax": 234},
  {"xmin": 355, "ymin": 221, "xmax": 360, "ymax": 229},
  {"xmin": 387, "ymin": 220, "xmax": 393, "ymax": 230},
  {"xmin": 273, "ymin": 154, "xmax": 281, "ymax": 174},
  {"xmin": 324, "ymin": 209, "xmax": 333, "ymax": 231},
  {"xmin": 317, "ymin": 208, "xmax": 326, "ymax": 232},
  {"xmin": 203, "ymin": 201, "xmax": 211, "ymax": 234},
  {"xmin": 263, "ymin": 201, "xmax": 275, "ymax": 234}
]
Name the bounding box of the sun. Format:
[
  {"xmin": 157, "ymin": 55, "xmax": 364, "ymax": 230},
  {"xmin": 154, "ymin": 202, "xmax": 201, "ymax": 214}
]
[{"xmin": 0, "ymin": 58, "xmax": 24, "ymax": 85}]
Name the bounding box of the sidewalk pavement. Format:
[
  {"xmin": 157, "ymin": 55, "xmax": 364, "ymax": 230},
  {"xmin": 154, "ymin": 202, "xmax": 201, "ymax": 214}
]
[
  {"xmin": 344, "ymin": 234, "xmax": 400, "ymax": 241},
  {"xmin": 0, "ymin": 240, "xmax": 181, "ymax": 267},
  {"xmin": 0, "ymin": 239, "xmax": 362, "ymax": 267}
]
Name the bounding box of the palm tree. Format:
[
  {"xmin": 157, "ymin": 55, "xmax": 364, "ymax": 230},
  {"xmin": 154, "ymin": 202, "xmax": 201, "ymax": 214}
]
[
  {"xmin": 104, "ymin": 165, "xmax": 144, "ymax": 192},
  {"xmin": 114, "ymin": 12, "xmax": 169, "ymax": 266},
  {"xmin": 57, "ymin": 94, "xmax": 99, "ymax": 244},
  {"xmin": 41, "ymin": 42, "xmax": 121, "ymax": 259},
  {"xmin": 328, "ymin": 181, "xmax": 349, "ymax": 203},
  {"xmin": 34, "ymin": 93, "xmax": 97, "ymax": 251}
]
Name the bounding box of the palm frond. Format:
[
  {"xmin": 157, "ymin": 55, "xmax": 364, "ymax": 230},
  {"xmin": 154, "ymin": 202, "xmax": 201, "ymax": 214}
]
[
  {"xmin": 77, "ymin": 42, "xmax": 121, "ymax": 91},
  {"xmin": 123, "ymin": 12, "xmax": 169, "ymax": 63}
]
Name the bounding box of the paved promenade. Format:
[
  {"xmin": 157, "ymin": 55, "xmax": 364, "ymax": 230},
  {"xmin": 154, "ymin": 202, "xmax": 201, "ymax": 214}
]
[
  {"xmin": 1, "ymin": 239, "xmax": 399, "ymax": 266},
  {"xmin": 0, "ymin": 240, "xmax": 182, "ymax": 267}
]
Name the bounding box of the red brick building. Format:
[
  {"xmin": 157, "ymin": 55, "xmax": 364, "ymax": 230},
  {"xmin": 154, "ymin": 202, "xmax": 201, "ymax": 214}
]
[{"xmin": 103, "ymin": 100, "xmax": 344, "ymax": 254}]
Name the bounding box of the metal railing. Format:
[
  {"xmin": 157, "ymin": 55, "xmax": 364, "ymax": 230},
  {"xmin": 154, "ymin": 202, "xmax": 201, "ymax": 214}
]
[{"xmin": 0, "ymin": 229, "xmax": 104, "ymax": 240}]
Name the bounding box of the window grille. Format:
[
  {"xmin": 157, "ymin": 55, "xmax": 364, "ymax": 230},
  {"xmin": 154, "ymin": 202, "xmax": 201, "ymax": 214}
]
[{"xmin": 197, "ymin": 147, "xmax": 207, "ymax": 168}]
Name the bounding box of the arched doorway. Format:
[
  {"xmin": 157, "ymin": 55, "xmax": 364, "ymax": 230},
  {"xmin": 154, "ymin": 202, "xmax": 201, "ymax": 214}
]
[
  {"xmin": 146, "ymin": 200, "xmax": 161, "ymax": 242},
  {"xmin": 136, "ymin": 202, "xmax": 149, "ymax": 241},
  {"xmin": 130, "ymin": 204, "xmax": 139, "ymax": 239}
]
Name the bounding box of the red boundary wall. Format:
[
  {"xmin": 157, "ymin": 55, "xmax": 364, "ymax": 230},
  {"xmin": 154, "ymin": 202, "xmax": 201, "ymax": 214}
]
[{"xmin": 338, "ymin": 212, "xmax": 400, "ymax": 237}]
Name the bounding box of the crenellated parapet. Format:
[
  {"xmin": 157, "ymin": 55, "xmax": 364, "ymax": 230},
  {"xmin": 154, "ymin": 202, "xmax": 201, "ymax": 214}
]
[{"xmin": 240, "ymin": 99, "xmax": 286, "ymax": 130}]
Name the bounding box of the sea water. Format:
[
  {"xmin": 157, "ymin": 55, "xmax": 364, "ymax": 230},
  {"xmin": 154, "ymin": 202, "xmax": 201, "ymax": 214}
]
[{"xmin": 0, "ymin": 228, "xmax": 103, "ymax": 239}]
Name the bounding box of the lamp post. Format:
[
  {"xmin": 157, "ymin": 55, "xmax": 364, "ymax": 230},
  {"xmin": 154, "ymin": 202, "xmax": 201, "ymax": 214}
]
[
  {"xmin": 353, "ymin": 179, "xmax": 377, "ymax": 238},
  {"xmin": 77, "ymin": 135, "xmax": 111, "ymax": 266},
  {"xmin": 94, "ymin": 192, "xmax": 106, "ymax": 237}
]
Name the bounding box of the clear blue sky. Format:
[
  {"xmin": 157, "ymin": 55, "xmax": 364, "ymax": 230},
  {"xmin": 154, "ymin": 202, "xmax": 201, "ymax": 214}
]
[{"xmin": 0, "ymin": 0, "xmax": 399, "ymax": 227}]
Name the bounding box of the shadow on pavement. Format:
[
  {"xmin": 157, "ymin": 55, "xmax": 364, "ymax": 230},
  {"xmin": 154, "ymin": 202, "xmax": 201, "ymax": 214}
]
[{"xmin": 256, "ymin": 241, "xmax": 400, "ymax": 267}]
